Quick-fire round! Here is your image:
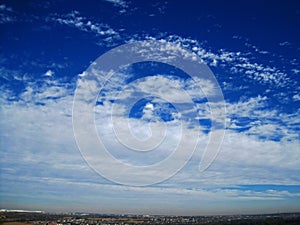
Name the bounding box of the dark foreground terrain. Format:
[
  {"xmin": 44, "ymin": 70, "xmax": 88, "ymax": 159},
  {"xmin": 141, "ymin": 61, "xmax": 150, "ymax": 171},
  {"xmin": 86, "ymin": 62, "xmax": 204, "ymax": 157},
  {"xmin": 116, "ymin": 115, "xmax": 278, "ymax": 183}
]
[{"xmin": 1, "ymin": 211, "xmax": 300, "ymax": 225}]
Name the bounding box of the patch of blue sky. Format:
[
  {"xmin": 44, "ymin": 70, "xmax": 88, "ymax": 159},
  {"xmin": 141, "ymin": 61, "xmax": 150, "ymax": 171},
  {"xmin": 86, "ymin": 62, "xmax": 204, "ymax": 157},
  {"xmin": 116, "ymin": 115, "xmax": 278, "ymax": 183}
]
[
  {"xmin": 124, "ymin": 61, "xmax": 191, "ymax": 83},
  {"xmin": 128, "ymin": 97, "xmax": 177, "ymax": 122}
]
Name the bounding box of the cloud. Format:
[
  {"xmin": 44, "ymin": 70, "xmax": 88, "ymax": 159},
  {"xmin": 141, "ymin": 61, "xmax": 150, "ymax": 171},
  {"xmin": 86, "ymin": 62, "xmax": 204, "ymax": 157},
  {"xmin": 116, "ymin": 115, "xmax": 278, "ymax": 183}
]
[
  {"xmin": 44, "ymin": 70, "xmax": 54, "ymax": 77},
  {"xmin": 2, "ymin": 172, "xmax": 300, "ymax": 215},
  {"xmin": 1, "ymin": 63, "xmax": 299, "ymax": 188},
  {"xmin": 279, "ymin": 41, "xmax": 291, "ymax": 46},
  {"xmin": 49, "ymin": 11, "xmax": 119, "ymax": 37},
  {"xmin": 292, "ymin": 69, "xmax": 300, "ymax": 74},
  {"xmin": 293, "ymin": 94, "xmax": 300, "ymax": 101},
  {"xmin": 153, "ymin": 35, "xmax": 294, "ymax": 90},
  {"xmin": 0, "ymin": 4, "xmax": 15, "ymax": 24},
  {"xmin": 224, "ymin": 95, "xmax": 299, "ymax": 142},
  {"xmin": 103, "ymin": 0, "xmax": 128, "ymax": 9}
]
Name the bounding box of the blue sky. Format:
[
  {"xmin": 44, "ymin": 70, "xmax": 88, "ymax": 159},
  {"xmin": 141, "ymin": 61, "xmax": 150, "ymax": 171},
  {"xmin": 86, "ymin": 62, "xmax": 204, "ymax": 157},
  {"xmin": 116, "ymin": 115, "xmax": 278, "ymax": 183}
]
[{"xmin": 0, "ymin": 0, "xmax": 300, "ymax": 215}]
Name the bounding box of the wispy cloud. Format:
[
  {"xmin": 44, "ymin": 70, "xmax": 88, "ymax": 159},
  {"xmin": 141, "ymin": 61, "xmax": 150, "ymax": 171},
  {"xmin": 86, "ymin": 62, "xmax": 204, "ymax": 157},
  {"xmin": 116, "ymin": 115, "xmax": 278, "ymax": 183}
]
[
  {"xmin": 49, "ymin": 11, "xmax": 119, "ymax": 37},
  {"xmin": 103, "ymin": 0, "xmax": 128, "ymax": 9},
  {"xmin": 0, "ymin": 4, "xmax": 15, "ymax": 24},
  {"xmin": 279, "ymin": 41, "xmax": 291, "ymax": 46}
]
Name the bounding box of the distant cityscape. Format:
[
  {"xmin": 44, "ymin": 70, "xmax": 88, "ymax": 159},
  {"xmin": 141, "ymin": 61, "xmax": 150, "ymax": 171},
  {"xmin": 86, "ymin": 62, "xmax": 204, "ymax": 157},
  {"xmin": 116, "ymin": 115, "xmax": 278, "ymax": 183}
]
[{"xmin": 1, "ymin": 209, "xmax": 300, "ymax": 225}]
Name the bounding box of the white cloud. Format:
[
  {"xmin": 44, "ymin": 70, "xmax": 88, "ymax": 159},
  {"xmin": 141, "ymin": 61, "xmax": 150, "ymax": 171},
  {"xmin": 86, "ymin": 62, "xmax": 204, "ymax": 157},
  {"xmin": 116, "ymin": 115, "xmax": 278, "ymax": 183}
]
[
  {"xmin": 17, "ymin": 79, "xmax": 71, "ymax": 104},
  {"xmin": 224, "ymin": 95, "xmax": 299, "ymax": 142},
  {"xmin": 103, "ymin": 0, "xmax": 128, "ymax": 8},
  {"xmin": 50, "ymin": 11, "xmax": 119, "ymax": 37},
  {"xmin": 0, "ymin": 4, "xmax": 15, "ymax": 24},
  {"xmin": 0, "ymin": 4, "xmax": 12, "ymax": 12},
  {"xmin": 172, "ymin": 130, "xmax": 300, "ymax": 188},
  {"xmin": 292, "ymin": 69, "xmax": 300, "ymax": 74},
  {"xmin": 1, "ymin": 67, "xmax": 299, "ymax": 188},
  {"xmin": 152, "ymin": 35, "xmax": 293, "ymax": 89},
  {"xmin": 293, "ymin": 93, "xmax": 300, "ymax": 101},
  {"xmin": 44, "ymin": 69, "xmax": 54, "ymax": 77},
  {"xmin": 279, "ymin": 41, "xmax": 291, "ymax": 46}
]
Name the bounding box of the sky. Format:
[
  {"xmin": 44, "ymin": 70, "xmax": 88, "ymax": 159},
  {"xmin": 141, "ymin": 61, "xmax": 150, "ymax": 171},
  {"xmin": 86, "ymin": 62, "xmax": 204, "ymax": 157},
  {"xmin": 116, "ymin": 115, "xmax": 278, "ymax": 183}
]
[{"xmin": 0, "ymin": 0, "xmax": 300, "ymax": 216}]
